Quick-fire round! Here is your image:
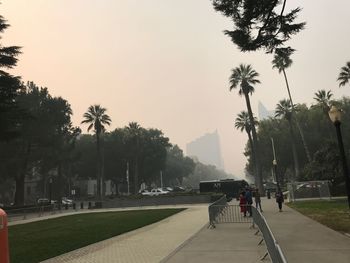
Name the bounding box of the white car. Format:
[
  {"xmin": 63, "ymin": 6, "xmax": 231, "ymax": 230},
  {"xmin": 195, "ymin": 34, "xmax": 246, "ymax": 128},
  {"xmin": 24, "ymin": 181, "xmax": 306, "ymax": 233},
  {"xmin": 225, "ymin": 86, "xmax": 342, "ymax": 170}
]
[
  {"xmin": 150, "ymin": 188, "xmax": 169, "ymax": 196},
  {"xmin": 140, "ymin": 190, "xmax": 152, "ymax": 196},
  {"xmin": 61, "ymin": 197, "xmax": 73, "ymax": 205}
]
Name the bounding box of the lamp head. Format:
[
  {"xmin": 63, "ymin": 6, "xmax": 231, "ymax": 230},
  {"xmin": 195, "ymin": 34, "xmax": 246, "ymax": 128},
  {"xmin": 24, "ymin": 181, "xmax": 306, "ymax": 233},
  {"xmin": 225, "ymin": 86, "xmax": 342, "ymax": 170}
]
[{"xmin": 328, "ymin": 105, "xmax": 342, "ymax": 124}]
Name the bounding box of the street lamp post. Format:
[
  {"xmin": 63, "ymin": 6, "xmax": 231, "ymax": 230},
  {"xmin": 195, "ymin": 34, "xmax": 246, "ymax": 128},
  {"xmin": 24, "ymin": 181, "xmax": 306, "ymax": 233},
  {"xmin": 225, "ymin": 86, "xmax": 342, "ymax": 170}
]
[
  {"xmin": 329, "ymin": 106, "xmax": 350, "ymax": 208},
  {"xmin": 271, "ymin": 138, "xmax": 280, "ymax": 191}
]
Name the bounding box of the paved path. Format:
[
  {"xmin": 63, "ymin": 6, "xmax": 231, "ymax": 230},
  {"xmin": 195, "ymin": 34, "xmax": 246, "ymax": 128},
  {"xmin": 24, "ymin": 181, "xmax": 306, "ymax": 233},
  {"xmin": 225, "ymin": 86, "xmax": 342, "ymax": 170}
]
[
  {"xmin": 261, "ymin": 197, "xmax": 350, "ymax": 262},
  {"xmin": 163, "ymin": 222, "xmax": 268, "ymax": 263},
  {"xmin": 41, "ymin": 205, "xmax": 209, "ymax": 263}
]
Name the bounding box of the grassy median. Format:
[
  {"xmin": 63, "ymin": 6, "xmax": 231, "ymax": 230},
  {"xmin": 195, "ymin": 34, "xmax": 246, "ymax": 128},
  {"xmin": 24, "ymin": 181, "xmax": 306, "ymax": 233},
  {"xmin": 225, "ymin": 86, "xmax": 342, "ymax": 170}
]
[
  {"xmin": 287, "ymin": 199, "xmax": 350, "ymax": 234},
  {"xmin": 9, "ymin": 208, "xmax": 184, "ymax": 263}
]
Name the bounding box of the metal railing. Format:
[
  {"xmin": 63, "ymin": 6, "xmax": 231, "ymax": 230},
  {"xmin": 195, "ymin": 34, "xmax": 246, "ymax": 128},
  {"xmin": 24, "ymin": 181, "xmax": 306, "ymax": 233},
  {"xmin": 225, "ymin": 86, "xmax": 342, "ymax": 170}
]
[
  {"xmin": 5, "ymin": 204, "xmax": 76, "ymax": 222},
  {"xmin": 251, "ymin": 206, "xmax": 287, "ymax": 263},
  {"xmin": 210, "ymin": 204, "xmax": 252, "ymax": 224},
  {"xmin": 208, "ymin": 195, "xmax": 227, "ymax": 227}
]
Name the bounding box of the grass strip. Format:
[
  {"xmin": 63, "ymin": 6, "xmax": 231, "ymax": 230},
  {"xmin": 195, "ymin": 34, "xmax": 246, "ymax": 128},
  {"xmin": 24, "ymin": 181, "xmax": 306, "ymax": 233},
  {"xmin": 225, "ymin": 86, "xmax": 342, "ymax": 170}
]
[
  {"xmin": 287, "ymin": 199, "xmax": 350, "ymax": 234},
  {"xmin": 9, "ymin": 208, "xmax": 184, "ymax": 263}
]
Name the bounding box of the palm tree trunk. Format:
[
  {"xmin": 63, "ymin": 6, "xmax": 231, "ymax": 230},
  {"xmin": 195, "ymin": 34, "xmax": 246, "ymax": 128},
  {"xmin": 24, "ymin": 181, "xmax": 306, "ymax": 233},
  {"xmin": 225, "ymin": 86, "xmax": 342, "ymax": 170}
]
[
  {"xmin": 96, "ymin": 133, "xmax": 102, "ymax": 198},
  {"xmin": 282, "ymin": 69, "xmax": 312, "ymax": 163},
  {"xmin": 246, "ymin": 129, "xmax": 257, "ymax": 186},
  {"xmin": 134, "ymin": 137, "xmax": 139, "ymax": 194},
  {"xmin": 244, "ymin": 92, "xmax": 264, "ymax": 194},
  {"xmin": 288, "ymin": 119, "xmax": 300, "ymax": 179}
]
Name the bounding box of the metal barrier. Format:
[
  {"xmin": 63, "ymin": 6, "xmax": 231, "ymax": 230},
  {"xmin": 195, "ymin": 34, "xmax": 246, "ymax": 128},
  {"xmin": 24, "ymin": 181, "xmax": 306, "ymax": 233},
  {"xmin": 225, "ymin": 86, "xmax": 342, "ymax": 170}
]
[
  {"xmin": 208, "ymin": 195, "xmax": 227, "ymax": 228},
  {"xmin": 208, "ymin": 195, "xmax": 254, "ymax": 227},
  {"xmin": 251, "ymin": 206, "xmax": 287, "ymax": 263},
  {"xmin": 211, "ymin": 205, "xmax": 252, "ymax": 224},
  {"xmin": 5, "ymin": 204, "xmax": 66, "ymax": 222}
]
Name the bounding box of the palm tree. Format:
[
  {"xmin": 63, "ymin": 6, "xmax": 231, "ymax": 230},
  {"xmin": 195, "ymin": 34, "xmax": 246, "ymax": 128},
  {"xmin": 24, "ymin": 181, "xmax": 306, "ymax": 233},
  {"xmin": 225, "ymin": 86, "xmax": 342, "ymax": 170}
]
[
  {"xmin": 337, "ymin": 61, "xmax": 350, "ymax": 87},
  {"xmin": 126, "ymin": 122, "xmax": 143, "ymax": 194},
  {"xmin": 81, "ymin": 105, "xmax": 111, "ymax": 198},
  {"xmin": 275, "ymin": 99, "xmax": 299, "ymax": 179},
  {"xmin": 272, "ymin": 47, "xmax": 312, "ymax": 163},
  {"xmin": 235, "ymin": 111, "xmax": 258, "ymax": 175},
  {"xmin": 230, "ymin": 64, "xmax": 263, "ymax": 193},
  {"xmin": 313, "ymin": 89, "xmax": 334, "ymax": 139},
  {"xmin": 313, "ymin": 89, "xmax": 333, "ymax": 117}
]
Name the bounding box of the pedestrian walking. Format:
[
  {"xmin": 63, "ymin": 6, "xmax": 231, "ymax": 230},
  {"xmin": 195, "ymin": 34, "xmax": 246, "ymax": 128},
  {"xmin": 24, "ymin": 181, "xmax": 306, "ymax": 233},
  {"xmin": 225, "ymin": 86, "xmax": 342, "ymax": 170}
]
[
  {"xmin": 254, "ymin": 188, "xmax": 263, "ymax": 212},
  {"xmin": 276, "ymin": 190, "xmax": 284, "ymax": 212},
  {"xmin": 245, "ymin": 188, "xmax": 253, "ymax": 216},
  {"xmin": 239, "ymin": 192, "xmax": 247, "ymax": 217}
]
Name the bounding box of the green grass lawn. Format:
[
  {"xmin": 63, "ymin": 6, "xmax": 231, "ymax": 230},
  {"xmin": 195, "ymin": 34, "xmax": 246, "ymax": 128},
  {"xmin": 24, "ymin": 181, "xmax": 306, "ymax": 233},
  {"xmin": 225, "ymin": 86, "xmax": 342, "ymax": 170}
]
[
  {"xmin": 287, "ymin": 199, "xmax": 350, "ymax": 234},
  {"xmin": 9, "ymin": 208, "xmax": 184, "ymax": 263}
]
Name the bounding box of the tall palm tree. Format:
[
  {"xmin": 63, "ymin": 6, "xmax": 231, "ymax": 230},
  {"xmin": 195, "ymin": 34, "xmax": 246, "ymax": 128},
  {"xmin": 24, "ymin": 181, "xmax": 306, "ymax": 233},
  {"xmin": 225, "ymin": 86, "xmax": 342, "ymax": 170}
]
[
  {"xmin": 313, "ymin": 89, "xmax": 334, "ymax": 139},
  {"xmin": 230, "ymin": 64, "xmax": 263, "ymax": 193},
  {"xmin": 126, "ymin": 122, "xmax": 143, "ymax": 194},
  {"xmin": 235, "ymin": 111, "xmax": 258, "ymax": 175},
  {"xmin": 337, "ymin": 61, "xmax": 350, "ymax": 87},
  {"xmin": 81, "ymin": 105, "xmax": 111, "ymax": 198},
  {"xmin": 313, "ymin": 89, "xmax": 333, "ymax": 117},
  {"xmin": 272, "ymin": 47, "xmax": 312, "ymax": 163},
  {"xmin": 275, "ymin": 99, "xmax": 299, "ymax": 179}
]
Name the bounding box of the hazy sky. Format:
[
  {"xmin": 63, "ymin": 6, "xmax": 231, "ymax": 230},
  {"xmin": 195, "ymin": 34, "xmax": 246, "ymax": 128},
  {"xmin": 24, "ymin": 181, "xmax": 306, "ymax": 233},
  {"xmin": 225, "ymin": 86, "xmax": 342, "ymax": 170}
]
[{"xmin": 2, "ymin": 0, "xmax": 350, "ymax": 178}]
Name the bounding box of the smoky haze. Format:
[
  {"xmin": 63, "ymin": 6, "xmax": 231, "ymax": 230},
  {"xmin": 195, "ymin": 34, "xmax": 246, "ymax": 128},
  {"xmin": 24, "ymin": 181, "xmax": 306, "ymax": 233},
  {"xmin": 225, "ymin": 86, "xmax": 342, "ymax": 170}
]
[{"xmin": 2, "ymin": 0, "xmax": 350, "ymax": 178}]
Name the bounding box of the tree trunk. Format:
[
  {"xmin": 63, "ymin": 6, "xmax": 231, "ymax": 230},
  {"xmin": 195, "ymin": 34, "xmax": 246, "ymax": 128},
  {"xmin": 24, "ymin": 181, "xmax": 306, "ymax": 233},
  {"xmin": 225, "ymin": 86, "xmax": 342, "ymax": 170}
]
[
  {"xmin": 283, "ymin": 69, "xmax": 312, "ymax": 163},
  {"xmin": 96, "ymin": 133, "xmax": 101, "ymax": 198},
  {"xmin": 101, "ymin": 135, "xmax": 105, "ymax": 197},
  {"xmin": 14, "ymin": 143, "xmax": 31, "ymax": 206},
  {"xmin": 288, "ymin": 119, "xmax": 300, "ymax": 179},
  {"xmin": 244, "ymin": 92, "xmax": 264, "ymax": 194},
  {"xmin": 246, "ymin": 129, "xmax": 257, "ymax": 186}
]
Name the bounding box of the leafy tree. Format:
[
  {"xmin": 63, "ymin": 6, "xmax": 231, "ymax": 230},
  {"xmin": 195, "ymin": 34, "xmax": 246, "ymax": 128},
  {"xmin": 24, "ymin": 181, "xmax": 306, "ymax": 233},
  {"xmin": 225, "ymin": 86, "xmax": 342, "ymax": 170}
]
[
  {"xmin": 337, "ymin": 61, "xmax": 350, "ymax": 87},
  {"xmin": 230, "ymin": 64, "xmax": 263, "ymax": 192},
  {"xmin": 81, "ymin": 105, "xmax": 111, "ymax": 198},
  {"xmin": 164, "ymin": 145, "xmax": 195, "ymax": 186},
  {"xmin": 0, "ymin": 15, "xmax": 22, "ymax": 141},
  {"xmin": 211, "ymin": 0, "xmax": 305, "ymax": 52},
  {"xmin": 275, "ymin": 99, "xmax": 299, "ymax": 179},
  {"xmin": 272, "ymin": 47, "xmax": 311, "ymax": 162},
  {"xmin": 0, "ymin": 82, "xmax": 76, "ymax": 205}
]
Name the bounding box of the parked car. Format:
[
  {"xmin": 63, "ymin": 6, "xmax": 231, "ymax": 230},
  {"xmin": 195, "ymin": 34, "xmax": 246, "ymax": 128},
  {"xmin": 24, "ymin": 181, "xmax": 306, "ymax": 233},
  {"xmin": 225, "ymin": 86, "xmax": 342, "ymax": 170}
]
[
  {"xmin": 37, "ymin": 198, "xmax": 50, "ymax": 206},
  {"xmin": 162, "ymin": 187, "xmax": 173, "ymax": 192},
  {"xmin": 139, "ymin": 190, "xmax": 152, "ymax": 196},
  {"xmin": 61, "ymin": 197, "xmax": 73, "ymax": 205},
  {"xmin": 150, "ymin": 188, "xmax": 169, "ymax": 196},
  {"xmin": 173, "ymin": 186, "xmax": 186, "ymax": 192}
]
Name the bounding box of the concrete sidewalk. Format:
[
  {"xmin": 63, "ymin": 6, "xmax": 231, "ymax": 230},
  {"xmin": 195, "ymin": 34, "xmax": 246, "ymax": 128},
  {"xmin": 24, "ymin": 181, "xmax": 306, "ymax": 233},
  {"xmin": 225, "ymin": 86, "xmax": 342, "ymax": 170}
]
[
  {"xmin": 163, "ymin": 222, "xmax": 269, "ymax": 263},
  {"xmin": 41, "ymin": 205, "xmax": 209, "ymax": 263},
  {"xmin": 262, "ymin": 198, "xmax": 350, "ymax": 262}
]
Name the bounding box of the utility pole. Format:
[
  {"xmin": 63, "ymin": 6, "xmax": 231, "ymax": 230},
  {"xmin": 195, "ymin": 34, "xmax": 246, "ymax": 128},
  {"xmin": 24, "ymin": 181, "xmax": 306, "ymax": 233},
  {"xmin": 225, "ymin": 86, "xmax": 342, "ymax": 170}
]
[{"xmin": 160, "ymin": 170, "xmax": 163, "ymax": 189}]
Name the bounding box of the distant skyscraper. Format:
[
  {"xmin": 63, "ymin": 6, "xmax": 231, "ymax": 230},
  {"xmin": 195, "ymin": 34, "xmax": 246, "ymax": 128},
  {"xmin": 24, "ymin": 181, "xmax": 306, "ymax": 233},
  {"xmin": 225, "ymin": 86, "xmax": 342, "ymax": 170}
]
[
  {"xmin": 186, "ymin": 130, "xmax": 224, "ymax": 170},
  {"xmin": 258, "ymin": 101, "xmax": 274, "ymax": 120}
]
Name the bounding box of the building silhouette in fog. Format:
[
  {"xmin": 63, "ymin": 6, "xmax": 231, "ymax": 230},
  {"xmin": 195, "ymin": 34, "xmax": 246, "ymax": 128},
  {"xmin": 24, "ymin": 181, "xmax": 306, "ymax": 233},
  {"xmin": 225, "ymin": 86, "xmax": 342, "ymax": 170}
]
[
  {"xmin": 186, "ymin": 130, "xmax": 224, "ymax": 170},
  {"xmin": 258, "ymin": 101, "xmax": 274, "ymax": 120}
]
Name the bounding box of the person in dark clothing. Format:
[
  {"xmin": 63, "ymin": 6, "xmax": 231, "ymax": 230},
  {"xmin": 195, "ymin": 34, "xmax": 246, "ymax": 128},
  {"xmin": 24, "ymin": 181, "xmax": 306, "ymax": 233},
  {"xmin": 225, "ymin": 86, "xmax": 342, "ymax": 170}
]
[
  {"xmin": 275, "ymin": 190, "xmax": 284, "ymax": 212},
  {"xmin": 245, "ymin": 188, "xmax": 253, "ymax": 216},
  {"xmin": 254, "ymin": 188, "xmax": 263, "ymax": 212}
]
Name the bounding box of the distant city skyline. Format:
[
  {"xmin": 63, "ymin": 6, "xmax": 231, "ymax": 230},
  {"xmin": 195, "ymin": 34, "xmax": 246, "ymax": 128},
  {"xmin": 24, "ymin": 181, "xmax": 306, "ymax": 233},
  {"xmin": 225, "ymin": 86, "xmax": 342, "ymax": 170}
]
[{"xmin": 186, "ymin": 130, "xmax": 224, "ymax": 171}]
